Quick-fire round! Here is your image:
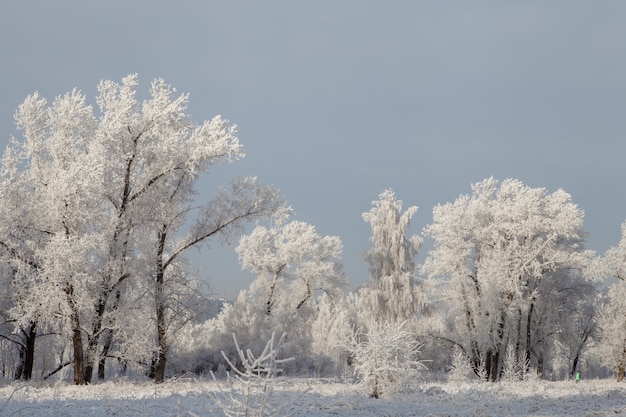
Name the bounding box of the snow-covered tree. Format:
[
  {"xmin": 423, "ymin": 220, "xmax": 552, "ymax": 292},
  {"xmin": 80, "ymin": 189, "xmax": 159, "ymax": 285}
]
[
  {"xmin": 0, "ymin": 89, "xmax": 104, "ymax": 384},
  {"xmin": 211, "ymin": 220, "xmax": 346, "ymax": 370},
  {"xmin": 356, "ymin": 189, "xmax": 425, "ymax": 325},
  {"xmin": 343, "ymin": 321, "xmax": 427, "ymax": 398},
  {"xmin": 532, "ymin": 273, "xmax": 597, "ymax": 379},
  {"xmin": 605, "ymin": 222, "xmax": 626, "ymax": 281},
  {"xmin": 0, "ymin": 75, "xmax": 288, "ymax": 384},
  {"xmin": 423, "ymin": 177, "xmax": 596, "ymax": 381},
  {"xmin": 237, "ymin": 220, "xmax": 345, "ymax": 316},
  {"xmin": 146, "ymin": 176, "xmax": 286, "ymax": 382},
  {"xmin": 595, "ymin": 282, "xmax": 626, "ymax": 381},
  {"xmin": 309, "ymin": 293, "xmax": 352, "ymax": 376},
  {"xmin": 597, "ymin": 221, "xmax": 626, "ymax": 381},
  {"xmin": 447, "ymin": 345, "xmax": 475, "ymax": 383}
]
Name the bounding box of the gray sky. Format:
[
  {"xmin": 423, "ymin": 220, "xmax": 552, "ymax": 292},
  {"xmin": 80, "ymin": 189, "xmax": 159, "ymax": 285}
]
[{"xmin": 2, "ymin": 1, "xmax": 626, "ymax": 298}]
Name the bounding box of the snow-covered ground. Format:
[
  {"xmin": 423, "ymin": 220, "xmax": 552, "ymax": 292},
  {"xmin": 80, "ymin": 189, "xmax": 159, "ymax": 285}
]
[{"xmin": 0, "ymin": 377, "xmax": 624, "ymax": 417}]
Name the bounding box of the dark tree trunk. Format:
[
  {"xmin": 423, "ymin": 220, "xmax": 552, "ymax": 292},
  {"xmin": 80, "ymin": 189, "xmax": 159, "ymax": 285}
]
[
  {"xmin": 526, "ymin": 300, "xmax": 535, "ymax": 367},
  {"xmin": 515, "ymin": 308, "xmax": 522, "ymax": 359},
  {"xmin": 266, "ymin": 267, "xmax": 284, "ymax": 316},
  {"xmin": 152, "ymin": 298, "xmax": 168, "ymax": 383},
  {"xmin": 485, "ymin": 350, "xmax": 493, "ymax": 380},
  {"xmin": 569, "ymin": 333, "xmax": 588, "ymax": 379},
  {"xmin": 84, "ymin": 295, "xmax": 110, "ymax": 384},
  {"xmin": 490, "ymin": 309, "xmax": 507, "ymax": 382},
  {"xmin": 570, "ymin": 356, "xmax": 579, "ymax": 379},
  {"xmin": 97, "ymin": 339, "xmax": 108, "ymax": 380},
  {"xmin": 618, "ymin": 343, "xmax": 626, "ymax": 382},
  {"xmin": 66, "ymin": 284, "xmax": 85, "ymax": 385},
  {"xmin": 72, "ymin": 321, "xmax": 84, "ymax": 385},
  {"xmin": 485, "ymin": 350, "xmax": 501, "ymax": 382},
  {"xmin": 460, "ymin": 285, "xmax": 481, "ymax": 372},
  {"xmin": 296, "ymin": 281, "xmax": 312, "ymax": 310},
  {"xmin": 536, "ymin": 353, "xmax": 544, "ymax": 377},
  {"xmin": 492, "ymin": 351, "xmax": 500, "ymax": 382},
  {"xmin": 151, "ymin": 226, "xmax": 168, "ymax": 383},
  {"xmin": 96, "ymin": 289, "xmax": 122, "ymax": 381},
  {"xmin": 14, "ymin": 322, "xmax": 37, "ymax": 381}
]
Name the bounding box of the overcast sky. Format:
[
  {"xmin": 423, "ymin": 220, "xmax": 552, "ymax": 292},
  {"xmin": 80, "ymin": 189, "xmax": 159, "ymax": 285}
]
[{"xmin": 2, "ymin": 1, "xmax": 626, "ymax": 298}]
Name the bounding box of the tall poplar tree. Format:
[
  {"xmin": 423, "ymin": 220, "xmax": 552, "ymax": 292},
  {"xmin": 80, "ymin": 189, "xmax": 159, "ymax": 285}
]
[{"xmin": 357, "ymin": 189, "xmax": 424, "ymax": 324}]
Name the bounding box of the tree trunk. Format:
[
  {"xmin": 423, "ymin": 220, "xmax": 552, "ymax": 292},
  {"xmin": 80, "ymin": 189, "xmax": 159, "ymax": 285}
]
[
  {"xmin": 96, "ymin": 289, "xmax": 122, "ymax": 381},
  {"xmin": 14, "ymin": 322, "xmax": 37, "ymax": 381},
  {"xmin": 97, "ymin": 335, "xmax": 109, "ymax": 380},
  {"xmin": 97, "ymin": 334, "xmax": 110, "ymax": 380},
  {"xmin": 515, "ymin": 308, "xmax": 522, "ymax": 359},
  {"xmin": 84, "ymin": 295, "xmax": 109, "ymax": 384},
  {"xmin": 66, "ymin": 284, "xmax": 85, "ymax": 385},
  {"xmin": 266, "ymin": 268, "xmax": 283, "ymax": 316},
  {"xmin": 485, "ymin": 350, "xmax": 501, "ymax": 382},
  {"xmin": 152, "ymin": 297, "xmax": 168, "ymax": 383},
  {"xmin": 536, "ymin": 353, "xmax": 544, "ymax": 377},
  {"xmin": 570, "ymin": 356, "xmax": 579, "ymax": 379},
  {"xmin": 153, "ymin": 347, "xmax": 167, "ymax": 383},
  {"xmin": 98, "ymin": 294, "xmax": 120, "ymax": 381},
  {"xmin": 460, "ymin": 285, "xmax": 481, "ymax": 372},
  {"xmin": 569, "ymin": 334, "xmax": 588, "ymax": 379},
  {"xmin": 151, "ymin": 226, "xmax": 168, "ymax": 383},
  {"xmin": 84, "ymin": 340, "xmax": 97, "ymax": 384},
  {"xmin": 490, "ymin": 309, "xmax": 507, "ymax": 382},
  {"xmin": 72, "ymin": 320, "xmax": 84, "ymax": 385},
  {"xmin": 525, "ymin": 300, "xmax": 535, "ymax": 369},
  {"xmin": 296, "ymin": 281, "xmax": 312, "ymax": 310},
  {"xmin": 485, "ymin": 350, "xmax": 493, "ymax": 380}
]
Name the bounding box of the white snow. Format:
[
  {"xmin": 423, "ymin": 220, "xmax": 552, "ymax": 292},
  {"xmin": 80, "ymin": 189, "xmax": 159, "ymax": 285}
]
[{"xmin": 0, "ymin": 377, "xmax": 624, "ymax": 417}]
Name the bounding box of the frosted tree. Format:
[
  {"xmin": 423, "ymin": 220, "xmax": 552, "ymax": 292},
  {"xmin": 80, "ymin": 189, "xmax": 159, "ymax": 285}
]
[
  {"xmin": 447, "ymin": 345, "xmax": 475, "ymax": 383},
  {"xmin": 595, "ymin": 282, "xmax": 626, "ymax": 381},
  {"xmin": 0, "ymin": 89, "xmax": 104, "ymax": 384},
  {"xmin": 237, "ymin": 220, "xmax": 345, "ymax": 316},
  {"xmin": 309, "ymin": 293, "xmax": 352, "ymax": 376},
  {"xmin": 357, "ymin": 189, "xmax": 424, "ymax": 325},
  {"xmin": 597, "ymin": 221, "xmax": 626, "ymax": 381},
  {"xmin": 605, "ymin": 221, "xmax": 626, "ymax": 281},
  {"xmin": 222, "ymin": 220, "xmax": 346, "ymax": 366},
  {"xmin": 0, "ymin": 157, "xmax": 43, "ymax": 381},
  {"xmin": 343, "ymin": 321, "xmax": 427, "ymax": 398},
  {"xmin": 501, "ymin": 344, "xmax": 533, "ymax": 382},
  {"xmin": 93, "ymin": 77, "xmax": 288, "ymax": 383},
  {"xmin": 146, "ymin": 176, "xmax": 287, "ymax": 382},
  {"xmin": 535, "ymin": 274, "xmax": 597, "ymax": 378},
  {"xmin": 423, "ymin": 178, "xmax": 596, "ymax": 381},
  {"xmin": 0, "ymin": 257, "xmax": 38, "ymax": 380},
  {"xmin": 0, "ymin": 75, "xmax": 288, "ymax": 384}
]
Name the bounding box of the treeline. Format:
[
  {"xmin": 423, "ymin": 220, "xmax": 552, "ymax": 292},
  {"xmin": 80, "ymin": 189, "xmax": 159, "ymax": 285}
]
[{"xmin": 0, "ymin": 76, "xmax": 624, "ymax": 388}]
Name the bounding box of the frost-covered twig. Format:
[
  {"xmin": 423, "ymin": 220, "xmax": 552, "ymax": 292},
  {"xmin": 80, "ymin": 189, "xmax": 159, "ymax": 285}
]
[{"xmin": 210, "ymin": 332, "xmax": 298, "ymax": 417}]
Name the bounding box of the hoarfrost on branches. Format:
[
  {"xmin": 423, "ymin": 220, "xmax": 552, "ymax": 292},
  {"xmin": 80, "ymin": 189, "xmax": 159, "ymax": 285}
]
[
  {"xmin": 422, "ymin": 177, "xmax": 596, "ymax": 381},
  {"xmin": 211, "ymin": 332, "xmax": 297, "ymax": 417},
  {"xmin": 355, "ymin": 189, "xmax": 427, "ymax": 327},
  {"xmin": 343, "ymin": 320, "xmax": 427, "ymax": 398},
  {"xmin": 0, "ymin": 74, "xmax": 287, "ymax": 384},
  {"xmin": 597, "ymin": 222, "xmax": 626, "ymax": 381}
]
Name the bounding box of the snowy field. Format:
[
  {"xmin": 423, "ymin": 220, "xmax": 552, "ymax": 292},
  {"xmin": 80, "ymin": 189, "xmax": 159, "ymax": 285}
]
[{"xmin": 0, "ymin": 377, "xmax": 624, "ymax": 417}]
